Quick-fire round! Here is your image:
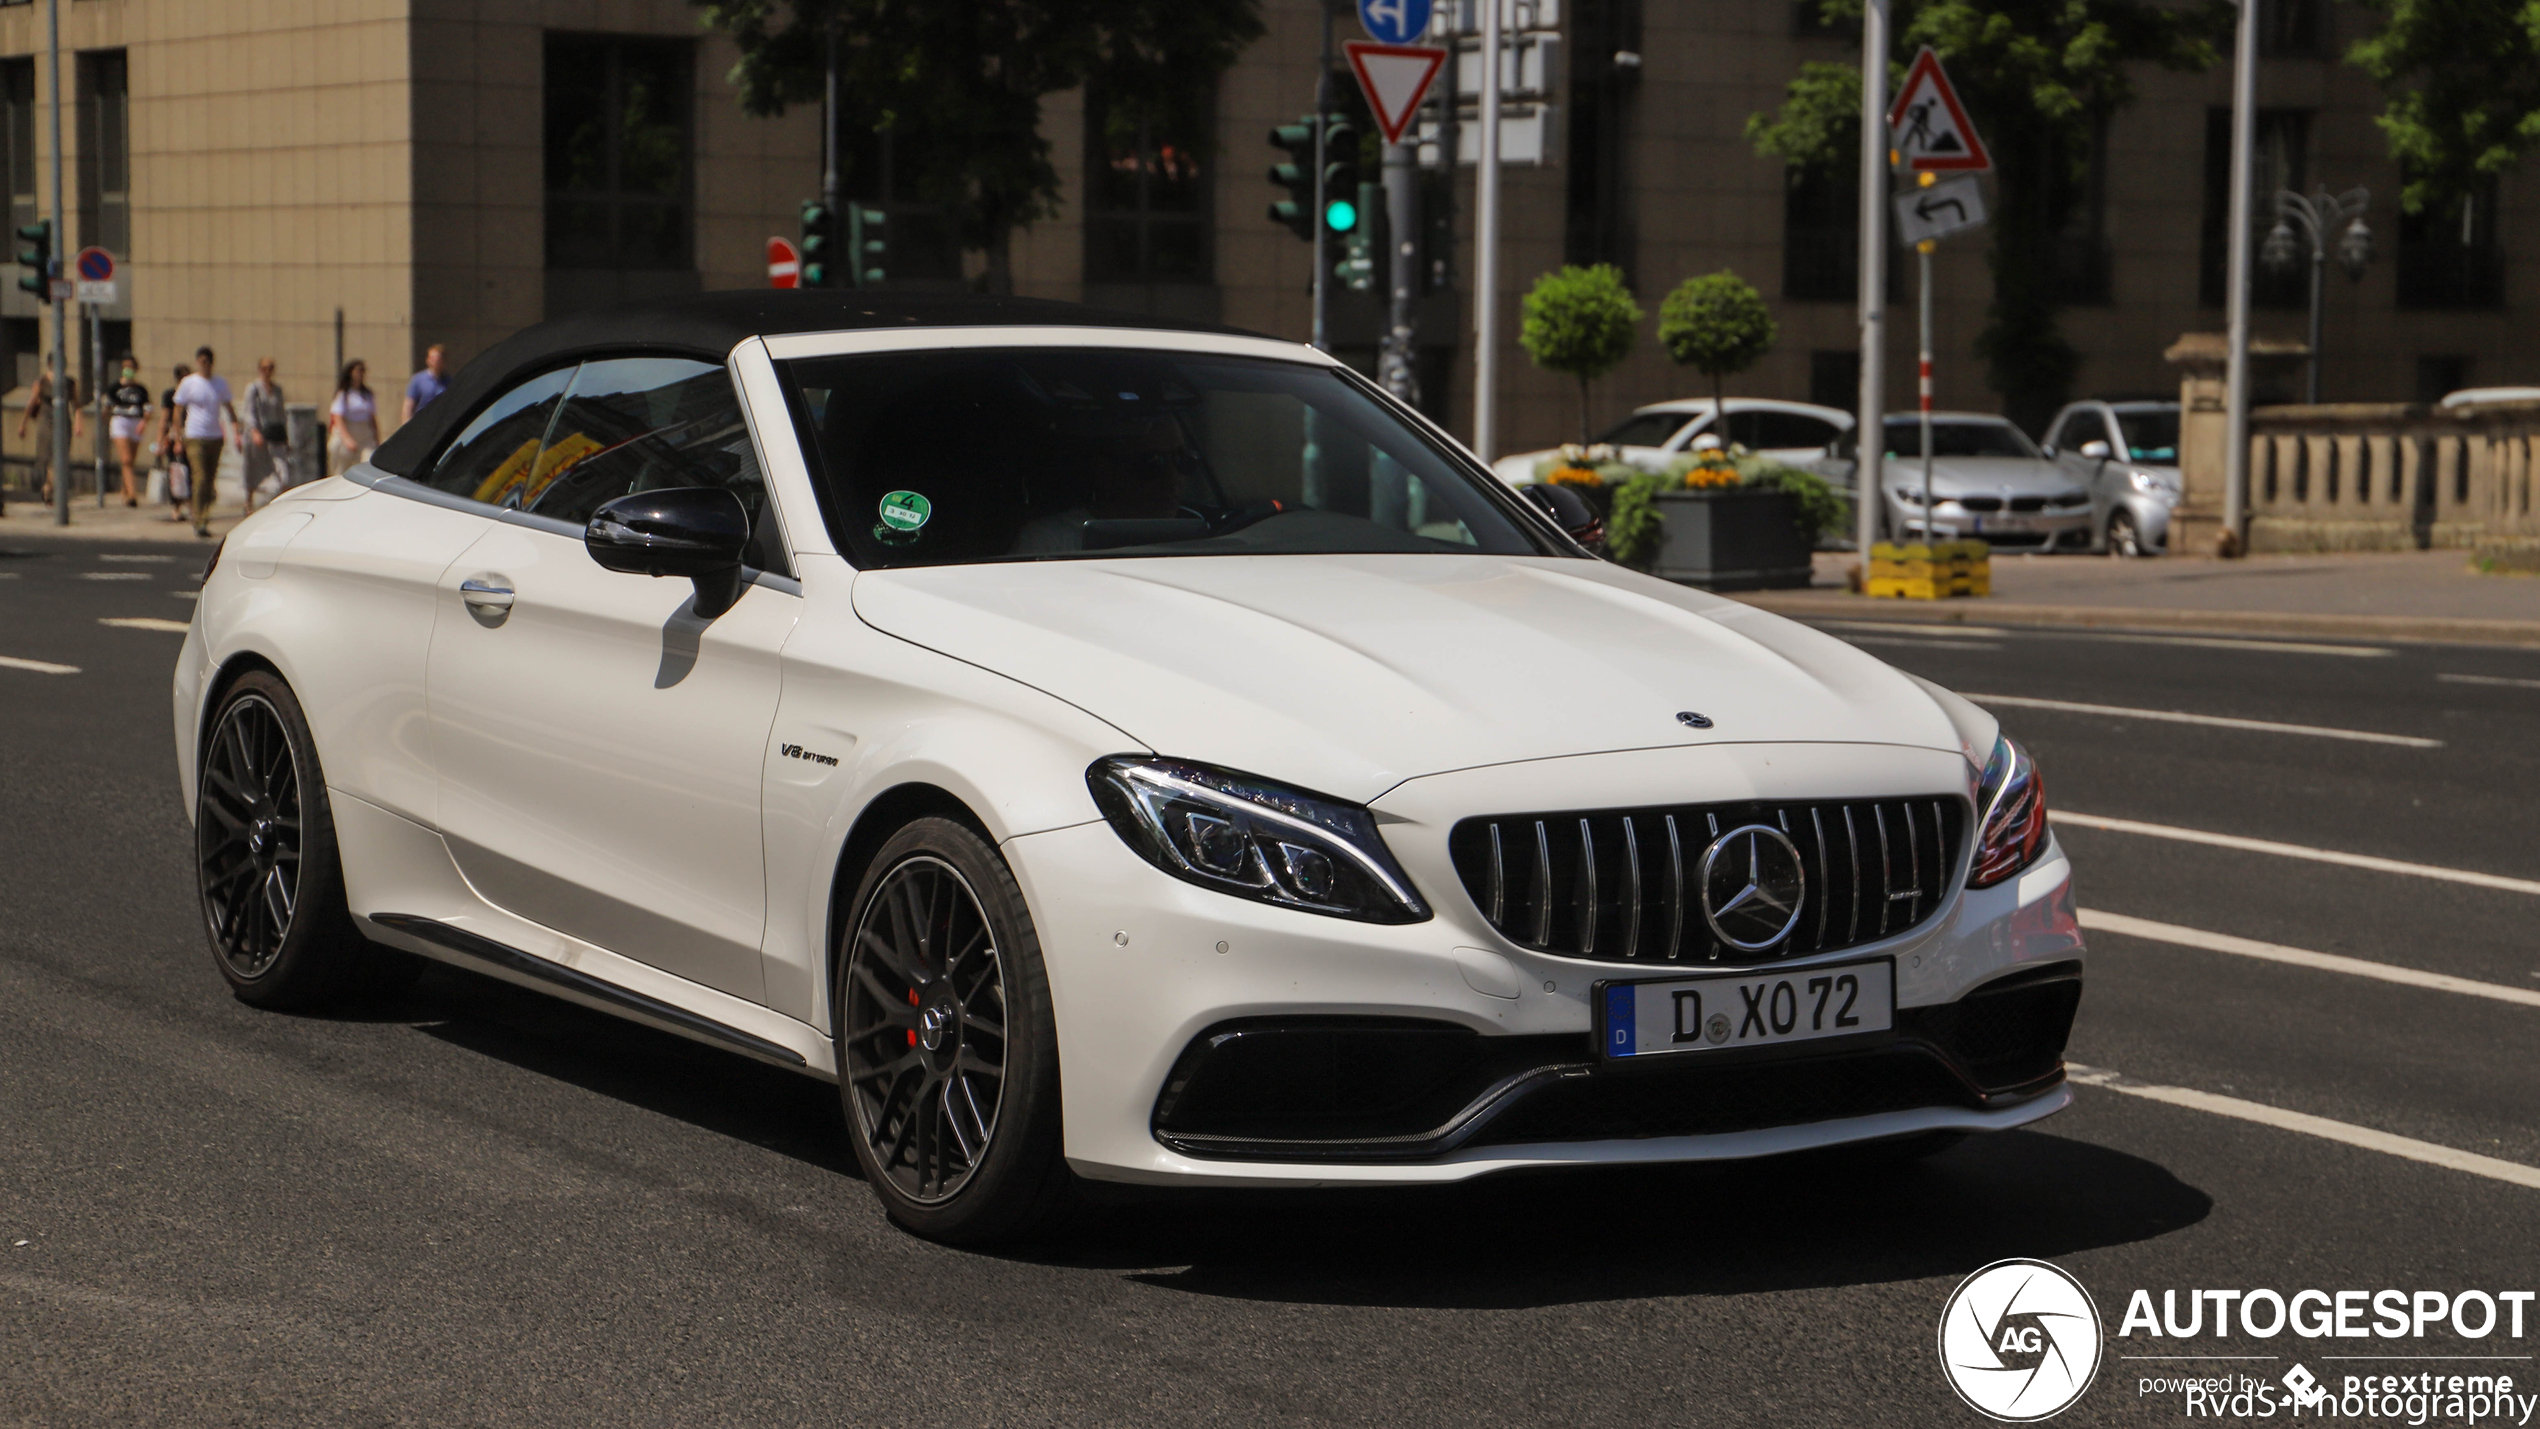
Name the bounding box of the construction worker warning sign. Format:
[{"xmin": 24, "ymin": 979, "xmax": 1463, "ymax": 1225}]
[{"xmin": 1887, "ymin": 47, "xmax": 1992, "ymax": 174}]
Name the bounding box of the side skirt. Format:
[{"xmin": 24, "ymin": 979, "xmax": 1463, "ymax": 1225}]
[{"xmin": 368, "ymin": 912, "xmax": 810, "ymax": 1070}]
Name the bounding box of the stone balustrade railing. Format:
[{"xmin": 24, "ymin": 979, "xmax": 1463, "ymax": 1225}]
[{"xmin": 2243, "ymin": 400, "xmax": 2540, "ymax": 552}]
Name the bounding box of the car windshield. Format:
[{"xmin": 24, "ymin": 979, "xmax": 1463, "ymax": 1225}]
[
  {"xmin": 777, "ymin": 348, "xmax": 1558, "ymax": 568},
  {"xmin": 2115, "ymin": 409, "xmax": 2180, "ymax": 464},
  {"xmin": 1882, "ymin": 419, "xmax": 2040, "ymax": 459}
]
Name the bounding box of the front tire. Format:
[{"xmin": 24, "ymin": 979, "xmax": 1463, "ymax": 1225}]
[
  {"xmin": 196, "ymin": 671, "xmax": 371, "ymax": 1009},
  {"xmin": 2106, "ymin": 509, "xmax": 2143, "ymax": 558},
  {"xmin": 835, "ymin": 817, "xmax": 1070, "ymax": 1244}
]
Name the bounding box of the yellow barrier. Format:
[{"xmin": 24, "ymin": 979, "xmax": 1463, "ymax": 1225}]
[{"xmin": 1866, "ymin": 540, "xmax": 1990, "ymax": 600}]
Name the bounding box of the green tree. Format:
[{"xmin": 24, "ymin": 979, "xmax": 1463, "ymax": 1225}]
[
  {"xmin": 1519, "ymin": 264, "xmax": 1643, "ymax": 442},
  {"xmin": 1748, "ymin": 0, "xmax": 2227, "ymax": 431},
  {"xmin": 2348, "ymin": 0, "xmax": 2540, "ymax": 217},
  {"xmin": 1659, "ymin": 270, "xmax": 1778, "ymax": 418},
  {"xmin": 694, "ymin": 0, "xmax": 1262, "ymax": 293}
]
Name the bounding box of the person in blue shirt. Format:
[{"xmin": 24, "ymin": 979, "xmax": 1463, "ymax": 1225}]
[{"xmin": 401, "ymin": 343, "xmax": 448, "ymax": 426}]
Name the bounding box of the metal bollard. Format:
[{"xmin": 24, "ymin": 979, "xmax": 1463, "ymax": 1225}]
[{"xmin": 285, "ymin": 404, "xmax": 322, "ymax": 489}]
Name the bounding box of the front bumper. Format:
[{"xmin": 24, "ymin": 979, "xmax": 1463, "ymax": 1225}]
[{"xmin": 1006, "ymin": 742, "xmax": 2085, "ymax": 1188}]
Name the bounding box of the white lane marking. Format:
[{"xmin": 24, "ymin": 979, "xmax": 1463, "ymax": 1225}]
[
  {"xmin": 0, "ymin": 654, "xmax": 79, "ymax": 674},
  {"xmin": 97, "ymin": 553, "xmax": 174, "ymax": 563},
  {"xmin": 0, "ymin": 571, "xmax": 18, "ymax": 579},
  {"xmin": 76, "ymin": 571, "xmax": 150, "ymax": 581},
  {"xmin": 2441, "ymin": 672, "xmax": 2540, "ymax": 691},
  {"xmin": 1819, "ymin": 620, "xmax": 2010, "ymax": 637},
  {"xmin": 170, "ymin": 590, "xmax": 199, "ymax": 601},
  {"xmin": 2062, "ymin": 632, "xmax": 2389, "ymax": 658},
  {"xmin": 2067, "ymin": 1063, "xmax": 2540, "ymax": 1192},
  {"xmin": 2077, "ymin": 908, "xmax": 2540, "ymax": 1009},
  {"xmin": 1961, "ymin": 693, "xmax": 2443, "ymax": 748},
  {"xmin": 2052, "ymin": 810, "xmax": 2540, "ymax": 897},
  {"xmin": 1846, "ymin": 635, "xmax": 2006, "ymax": 652},
  {"xmin": 99, "ymin": 617, "xmax": 191, "ymax": 633}
]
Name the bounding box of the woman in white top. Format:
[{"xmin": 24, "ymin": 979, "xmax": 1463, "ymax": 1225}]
[{"xmin": 326, "ymin": 360, "xmax": 378, "ymax": 476}]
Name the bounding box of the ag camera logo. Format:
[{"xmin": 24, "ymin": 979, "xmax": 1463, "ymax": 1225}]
[{"xmin": 1939, "ymin": 1258, "xmax": 2104, "ymax": 1421}]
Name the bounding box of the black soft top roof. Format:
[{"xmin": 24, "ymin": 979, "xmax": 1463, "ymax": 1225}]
[{"xmin": 369, "ymin": 290, "xmax": 1265, "ymax": 478}]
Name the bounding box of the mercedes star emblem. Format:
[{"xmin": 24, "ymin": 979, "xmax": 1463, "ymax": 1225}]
[
  {"xmin": 1698, "ymin": 824, "xmax": 1807, "ymax": 951},
  {"xmin": 1677, "ymin": 711, "xmax": 1713, "ymax": 729}
]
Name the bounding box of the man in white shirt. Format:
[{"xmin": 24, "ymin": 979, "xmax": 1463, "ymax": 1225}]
[{"xmin": 174, "ymin": 346, "xmax": 241, "ymax": 537}]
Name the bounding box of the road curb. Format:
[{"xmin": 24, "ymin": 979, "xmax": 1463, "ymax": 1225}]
[{"xmin": 1731, "ymin": 591, "xmax": 2540, "ymax": 648}]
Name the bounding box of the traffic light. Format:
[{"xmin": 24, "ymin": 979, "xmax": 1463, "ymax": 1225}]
[
  {"xmin": 1267, "ymin": 119, "xmax": 1317, "ymax": 240},
  {"xmin": 846, "ymin": 206, "xmax": 886, "ymax": 287},
  {"xmin": 1321, "ymin": 121, "xmax": 1361, "ymax": 239},
  {"xmin": 1334, "ymin": 181, "xmax": 1379, "ymax": 292},
  {"xmin": 14, "ymin": 219, "xmax": 49, "ymax": 299},
  {"xmin": 798, "ymin": 200, "xmax": 836, "ymax": 288}
]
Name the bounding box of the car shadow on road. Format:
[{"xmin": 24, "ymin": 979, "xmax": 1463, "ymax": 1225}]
[
  {"xmin": 1035, "ymin": 1131, "xmax": 2209, "ymax": 1310},
  {"xmin": 393, "ymin": 962, "xmax": 862, "ymax": 1179}
]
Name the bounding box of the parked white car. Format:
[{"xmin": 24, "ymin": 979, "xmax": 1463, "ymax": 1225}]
[
  {"xmin": 1490, "ymin": 398, "xmax": 1853, "ymax": 485},
  {"xmin": 176, "ymin": 295, "xmax": 2083, "ymax": 1244},
  {"xmin": 1814, "ymin": 413, "xmax": 2096, "ymax": 550}
]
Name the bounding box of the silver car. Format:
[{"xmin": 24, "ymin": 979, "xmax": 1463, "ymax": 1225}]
[
  {"xmin": 2043, "ymin": 400, "xmax": 2182, "ymax": 557},
  {"xmin": 1817, "ymin": 414, "xmax": 2095, "ymax": 550}
]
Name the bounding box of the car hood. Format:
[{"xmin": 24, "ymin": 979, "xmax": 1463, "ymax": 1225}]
[
  {"xmin": 850, "ymin": 554, "xmax": 1969, "ymax": 803},
  {"xmin": 1879, "ymin": 456, "xmax": 2069, "ymax": 494}
]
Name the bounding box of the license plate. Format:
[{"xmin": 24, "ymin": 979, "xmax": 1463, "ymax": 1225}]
[{"xmin": 1597, "ymin": 960, "xmax": 1894, "ymax": 1060}]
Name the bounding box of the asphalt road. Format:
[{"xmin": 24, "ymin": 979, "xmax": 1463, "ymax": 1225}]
[{"xmin": 3, "ymin": 536, "xmax": 2535, "ymax": 1428}]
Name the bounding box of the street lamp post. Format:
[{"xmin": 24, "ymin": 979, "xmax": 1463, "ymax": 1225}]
[{"xmin": 2261, "ymin": 187, "xmax": 2372, "ymax": 405}]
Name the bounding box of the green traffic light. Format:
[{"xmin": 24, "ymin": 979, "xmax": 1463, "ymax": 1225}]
[{"xmin": 1325, "ymin": 198, "xmax": 1357, "ymax": 233}]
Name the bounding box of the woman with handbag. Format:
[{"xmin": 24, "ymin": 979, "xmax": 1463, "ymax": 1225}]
[
  {"xmin": 106, "ymin": 354, "xmax": 152, "ymax": 507},
  {"xmin": 158, "ymin": 363, "xmax": 190, "ymax": 522},
  {"xmin": 242, "ymin": 357, "xmax": 291, "ymax": 512}
]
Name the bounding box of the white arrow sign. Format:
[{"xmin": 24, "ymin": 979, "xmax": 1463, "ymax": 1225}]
[{"xmin": 1892, "ymin": 174, "xmax": 1988, "ymax": 245}]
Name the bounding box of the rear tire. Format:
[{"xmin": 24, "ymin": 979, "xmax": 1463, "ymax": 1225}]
[
  {"xmin": 195, "ymin": 671, "xmax": 372, "ymax": 1010},
  {"xmin": 834, "ymin": 817, "xmax": 1071, "ymax": 1245}
]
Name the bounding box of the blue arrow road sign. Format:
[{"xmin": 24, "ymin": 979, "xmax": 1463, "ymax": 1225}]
[{"xmin": 1358, "ymin": 0, "xmax": 1431, "ymax": 45}]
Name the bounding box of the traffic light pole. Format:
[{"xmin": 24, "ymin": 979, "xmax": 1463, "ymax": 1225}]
[
  {"xmin": 1311, "ymin": 3, "xmax": 1333, "ymax": 353},
  {"xmin": 1379, "ymin": 138, "xmax": 1419, "ymax": 405},
  {"xmin": 47, "ymin": 0, "xmax": 67, "ymax": 526},
  {"xmin": 821, "ymin": 24, "xmax": 839, "ymax": 220},
  {"xmin": 1852, "ymin": 0, "xmax": 1890, "ymax": 563}
]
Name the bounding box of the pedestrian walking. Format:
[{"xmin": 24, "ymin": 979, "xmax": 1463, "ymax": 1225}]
[
  {"xmin": 328, "ymin": 360, "xmax": 380, "ymax": 476},
  {"xmin": 242, "ymin": 358, "xmax": 290, "ymax": 513},
  {"xmin": 16, "ymin": 355, "xmax": 84, "ymax": 504},
  {"xmin": 158, "ymin": 362, "xmax": 189, "ymax": 522},
  {"xmin": 106, "ymin": 354, "xmax": 151, "ymax": 508},
  {"xmin": 401, "ymin": 343, "xmax": 448, "ymax": 425},
  {"xmin": 173, "ymin": 347, "xmax": 241, "ymax": 538}
]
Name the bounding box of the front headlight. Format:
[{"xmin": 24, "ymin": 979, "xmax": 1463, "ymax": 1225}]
[
  {"xmin": 2128, "ymin": 469, "xmax": 2177, "ymax": 496},
  {"xmin": 1969, "ymin": 734, "xmax": 2049, "ymax": 888},
  {"xmin": 1088, "ymin": 757, "xmax": 1430, "ymax": 923}
]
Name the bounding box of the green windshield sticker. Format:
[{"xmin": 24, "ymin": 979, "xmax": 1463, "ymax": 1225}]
[{"xmin": 877, "ymin": 491, "xmax": 932, "ymax": 532}]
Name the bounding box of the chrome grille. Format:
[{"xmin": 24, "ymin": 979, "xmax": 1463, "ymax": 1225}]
[{"xmin": 1446, "ymin": 797, "xmax": 1967, "ymax": 964}]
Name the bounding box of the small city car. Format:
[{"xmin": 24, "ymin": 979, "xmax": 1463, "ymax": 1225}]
[
  {"xmin": 176, "ymin": 294, "xmax": 2084, "ymax": 1244},
  {"xmin": 2042, "ymin": 400, "xmax": 2183, "ymax": 557}
]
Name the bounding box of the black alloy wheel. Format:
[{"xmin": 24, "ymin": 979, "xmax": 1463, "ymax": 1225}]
[
  {"xmin": 837, "ymin": 818, "xmax": 1069, "ymax": 1243},
  {"xmin": 200, "ymin": 691, "xmax": 304, "ymax": 980},
  {"xmin": 196, "ymin": 671, "xmax": 380, "ymax": 1008}
]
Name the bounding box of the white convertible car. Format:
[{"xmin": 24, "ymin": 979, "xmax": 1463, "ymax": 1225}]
[{"xmin": 175, "ymin": 294, "xmax": 2083, "ymax": 1243}]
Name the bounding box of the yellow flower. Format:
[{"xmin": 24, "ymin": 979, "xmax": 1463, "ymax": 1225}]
[{"xmin": 1546, "ymin": 466, "xmax": 1602, "ymax": 488}]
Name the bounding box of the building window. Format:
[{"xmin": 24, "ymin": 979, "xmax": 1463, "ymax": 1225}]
[
  {"xmin": 1563, "ymin": 0, "xmax": 1641, "ymax": 274},
  {"xmin": 75, "ymin": 50, "xmax": 128, "ymax": 261},
  {"xmin": 2200, "ymin": 107, "xmax": 2309, "ymax": 309},
  {"xmin": 1083, "ymin": 80, "xmax": 1213, "ymax": 285},
  {"xmin": 2257, "ymin": 0, "xmax": 2322, "ymax": 57},
  {"xmin": 2037, "ymin": 114, "xmax": 2111, "ymax": 305},
  {"xmin": 1, "ymin": 315, "xmax": 34, "ymax": 397},
  {"xmin": 840, "ymin": 123, "xmax": 964, "ymax": 286},
  {"xmin": 2415, "ymin": 355, "xmax": 2471, "ymax": 404},
  {"xmin": 1783, "ymin": 133, "xmax": 1858, "ymax": 302},
  {"xmin": 2396, "ymin": 176, "xmax": 2504, "ymax": 310},
  {"xmin": 2, "ymin": 60, "xmax": 33, "ymax": 246},
  {"xmin": 1791, "ymin": 0, "xmax": 1856, "ymax": 39},
  {"xmin": 544, "ymin": 34, "xmax": 693, "ymax": 271}
]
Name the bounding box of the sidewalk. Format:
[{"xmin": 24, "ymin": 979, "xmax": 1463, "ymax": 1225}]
[
  {"xmin": 0, "ymin": 456, "xmax": 261, "ymax": 544},
  {"xmin": 1736, "ymin": 549, "xmax": 2540, "ymax": 647}
]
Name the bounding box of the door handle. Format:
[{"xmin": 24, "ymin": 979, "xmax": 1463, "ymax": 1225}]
[{"xmin": 459, "ymin": 579, "xmax": 515, "ymax": 613}]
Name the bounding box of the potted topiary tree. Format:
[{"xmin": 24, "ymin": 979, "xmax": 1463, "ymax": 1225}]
[
  {"xmin": 1519, "ymin": 264, "xmax": 1641, "ymax": 443},
  {"xmin": 1658, "ymin": 269, "xmax": 1777, "ymax": 416}
]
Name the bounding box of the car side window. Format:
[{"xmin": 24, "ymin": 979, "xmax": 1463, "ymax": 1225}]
[
  {"xmin": 1754, "ymin": 413, "xmax": 1839, "ymax": 450},
  {"xmin": 419, "ymin": 366, "xmax": 577, "ymax": 503},
  {"xmin": 523, "ymin": 356, "xmax": 789, "ymax": 576},
  {"xmin": 1597, "ymin": 413, "xmax": 1688, "ymax": 448},
  {"xmin": 2048, "ymin": 410, "xmax": 2101, "ymax": 455}
]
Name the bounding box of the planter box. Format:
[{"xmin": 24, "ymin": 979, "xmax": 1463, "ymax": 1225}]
[{"xmin": 1648, "ymin": 487, "xmax": 1814, "ymax": 590}]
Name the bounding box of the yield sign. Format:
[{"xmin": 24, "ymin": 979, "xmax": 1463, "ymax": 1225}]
[
  {"xmin": 1887, "ymin": 47, "xmax": 1992, "ymax": 174},
  {"xmin": 1344, "ymin": 41, "xmax": 1447, "ymax": 145},
  {"xmin": 767, "ymin": 235, "xmax": 800, "ymax": 289}
]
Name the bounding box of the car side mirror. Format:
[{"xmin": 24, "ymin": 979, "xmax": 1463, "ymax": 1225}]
[
  {"xmin": 1518, "ymin": 482, "xmax": 1607, "ymax": 552},
  {"xmin": 585, "ymin": 486, "xmax": 752, "ymax": 619},
  {"xmin": 2078, "ymin": 439, "xmax": 2113, "ymax": 461}
]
